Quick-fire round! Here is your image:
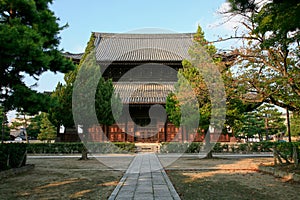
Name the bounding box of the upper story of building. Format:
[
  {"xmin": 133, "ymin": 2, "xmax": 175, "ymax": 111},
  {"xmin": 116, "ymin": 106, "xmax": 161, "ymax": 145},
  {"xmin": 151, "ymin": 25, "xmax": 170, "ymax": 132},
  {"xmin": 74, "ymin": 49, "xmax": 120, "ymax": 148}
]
[{"xmin": 65, "ymin": 32, "xmax": 194, "ymax": 82}]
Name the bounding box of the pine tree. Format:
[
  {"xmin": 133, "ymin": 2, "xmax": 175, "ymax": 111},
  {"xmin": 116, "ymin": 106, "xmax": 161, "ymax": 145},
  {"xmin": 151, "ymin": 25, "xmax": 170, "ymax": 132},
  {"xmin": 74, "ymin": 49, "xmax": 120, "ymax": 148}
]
[
  {"xmin": 223, "ymin": 0, "xmax": 300, "ymax": 111},
  {"xmin": 38, "ymin": 113, "xmax": 56, "ymax": 143},
  {"xmin": 291, "ymin": 113, "xmax": 300, "ymax": 137},
  {"xmin": 0, "ymin": 0, "xmax": 74, "ymax": 114}
]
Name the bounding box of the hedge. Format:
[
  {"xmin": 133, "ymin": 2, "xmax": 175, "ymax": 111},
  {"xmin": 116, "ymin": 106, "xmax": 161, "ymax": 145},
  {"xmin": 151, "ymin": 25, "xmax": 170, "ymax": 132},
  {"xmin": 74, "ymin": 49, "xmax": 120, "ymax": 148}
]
[
  {"xmin": 0, "ymin": 143, "xmax": 27, "ymax": 171},
  {"xmin": 274, "ymin": 142, "xmax": 300, "ymax": 162},
  {"xmin": 26, "ymin": 142, "xmax": 136, "ymax": 154},
  {"xmin": 160, "ymin": 142, "xmax": 203, "ymax": 153},
  {"xmin": 160, "ymin": 142, "xmax": 300, "ymax": 154}
]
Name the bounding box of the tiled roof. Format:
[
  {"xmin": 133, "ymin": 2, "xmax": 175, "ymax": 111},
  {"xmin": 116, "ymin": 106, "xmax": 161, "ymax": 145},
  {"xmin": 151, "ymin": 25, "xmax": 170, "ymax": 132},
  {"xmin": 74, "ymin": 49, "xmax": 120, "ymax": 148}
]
[
  {"xmin": 114, "ymin": 82, "xmax": 175, "ymax": 104},
  {"xmin": 94, "ymin": 32, "xmax": 194, "ymax": 62},
  {"xmin": 63, "ymin": 52, "xmax": 83, "ymax": 60}
]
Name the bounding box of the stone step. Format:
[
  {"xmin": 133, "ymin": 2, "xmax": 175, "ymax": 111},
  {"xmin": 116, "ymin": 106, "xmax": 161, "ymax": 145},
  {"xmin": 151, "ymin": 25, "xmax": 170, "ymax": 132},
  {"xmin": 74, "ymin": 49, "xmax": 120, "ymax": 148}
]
[{"xmin": 135, "ymin": 143, "xmax": 160, "ymax": 152}]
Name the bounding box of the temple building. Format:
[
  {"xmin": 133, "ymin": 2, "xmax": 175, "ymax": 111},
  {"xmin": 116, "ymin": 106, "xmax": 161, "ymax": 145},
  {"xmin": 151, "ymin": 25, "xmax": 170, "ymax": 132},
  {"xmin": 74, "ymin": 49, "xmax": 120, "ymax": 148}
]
[{"xmin": 64, "ymin": 32, "xmax": 232, "ymax": 143}]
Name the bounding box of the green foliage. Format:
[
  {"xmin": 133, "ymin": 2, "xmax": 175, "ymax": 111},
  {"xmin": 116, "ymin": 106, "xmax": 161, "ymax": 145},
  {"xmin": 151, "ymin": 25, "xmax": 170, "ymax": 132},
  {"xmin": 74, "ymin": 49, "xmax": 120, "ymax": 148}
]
[
  {"xmin": 186, "ymin": 142, "xmax": 203, "ymax": 153},
  {"xmin": 274, "ymin": 142, "xmax": 300, "ymax": 163},
  {"xmin": 47, "ymin": 35, "xmax": 97, "ymax": 131},
  {"xmin": 37, "ymin": 113, "xmax": 56, "ymax": 142},
  {"xmin": 159, "ymin": 141, "xmax": 294, "ymax": 153},
  {"xmin": 160, "ymin": 142, "xmax": 202, "ymax": 153},
  {"xmin": 234, "ymin": 104, "xmax": 286, "ymax": 140},
  {"xmin": 0, "ymin": 143, "xmax": 27, "ymax": 171},
  {"xmin": 26, "ymin": 142, "xmax": 136, "ymax": 154},
  {"xmin": 291, "ymin": 113, "xmax": 300, "ymax": 136},
  {"xmin": 0, "ymin": 0, "xmax": 74, "ymax": 113},
  {"xmin": 0, "ymin": 106, "xmax": 10, "ymax": 141},
  {"xmin": 73, "ymin": 34, "xmax": 122, "ymax": 134},
  {"xmin": 26, "ymin": 114, "xmax": 42, "ymax": 139},
  {"xmin": 166, "ymin": 93, "xmax": 181, "ymax": 127},
  {"xmin": 212, "ymin": 142, "xmax": 223, "ymax": 153},
  {"xmin": 253, "ymin": 1, "xmax": 300, "ymax": 48},
  {"xmin": 27, "ymin": 143, "xmax": 83, "ymax": 154},
  {"xmin": 166, "ymin": 25, "xmax": 216, "ymax": 131},
  {"xmin": 256, "ymin": 104, "xmax": 286, "ymax": 136},
  {"xmin": 225, "ymin": 0, "xmax": 300, "ymax": 112},
  {"xmin": 234, "ymin": 112, "xmax": 265, "ymax": 139},
  {"xmin": 48, "ymin": 82, "xmax": 74, "ymax": 130},
  {"xmin": 237, "ymin": 143, "xmax": 248, "ymax": 152},
  {"xmin": 95, "ymin": 77, "xmax": 122, "ymax": 127},
  {"xmin": 72, "ymin": 37, "xmax": 101, "ymax": 130}
]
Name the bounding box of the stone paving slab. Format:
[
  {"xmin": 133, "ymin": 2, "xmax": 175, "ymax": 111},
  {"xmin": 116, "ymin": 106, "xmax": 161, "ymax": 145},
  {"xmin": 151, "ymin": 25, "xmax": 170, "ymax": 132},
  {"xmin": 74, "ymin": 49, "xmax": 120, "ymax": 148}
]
[{"xmin": 108, "ymin": 153, "xmax": 180, "ymax": 200}]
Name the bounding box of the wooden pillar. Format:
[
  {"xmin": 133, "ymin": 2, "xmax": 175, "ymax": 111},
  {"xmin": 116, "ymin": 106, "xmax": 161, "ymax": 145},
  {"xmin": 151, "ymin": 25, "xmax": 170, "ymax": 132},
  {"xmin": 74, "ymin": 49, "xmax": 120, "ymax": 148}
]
[
  {"xmin": 133, "ymin": 122, "xmax": 136, "ymax": 142},
  {"xmin": 164, "ymin": 122, "xmax": 168, "ymax": 142},
  {"xmin": 125, "ymin": 119, "xmax": 128, "ymax": 142}
]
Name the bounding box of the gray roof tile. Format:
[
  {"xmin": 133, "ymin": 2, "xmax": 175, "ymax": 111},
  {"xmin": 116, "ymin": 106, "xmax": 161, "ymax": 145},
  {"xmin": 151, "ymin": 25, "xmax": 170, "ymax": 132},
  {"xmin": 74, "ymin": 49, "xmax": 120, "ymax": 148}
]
[
  {"xmin": 114, "ymin": 82, "xmax": 175, "ymax": 104},
  {"xmin": 94, "ymin": 32, "xmax": 193, "ymax": 62},
  {"xmin": 63, "ymin": 52, "xmax": 83, "ymax": 60}
]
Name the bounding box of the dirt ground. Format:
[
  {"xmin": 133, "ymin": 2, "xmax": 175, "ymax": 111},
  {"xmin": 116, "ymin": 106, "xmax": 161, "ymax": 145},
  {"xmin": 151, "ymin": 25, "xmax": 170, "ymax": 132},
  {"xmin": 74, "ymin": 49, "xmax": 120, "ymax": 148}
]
[
  {"xmin": 164, "ymin": 156, "xmax": 300, "ymax": 200},
  {"xmin": 0, "ymin": 156, "xmax": 133, "ymax": 200},
  {"xmin": 1, "ymin": 155, "xmax": 300, "ymax": 200},
  {"xmin": 160, "ymin": 156, "xmax": 274, "ymax": 170}
]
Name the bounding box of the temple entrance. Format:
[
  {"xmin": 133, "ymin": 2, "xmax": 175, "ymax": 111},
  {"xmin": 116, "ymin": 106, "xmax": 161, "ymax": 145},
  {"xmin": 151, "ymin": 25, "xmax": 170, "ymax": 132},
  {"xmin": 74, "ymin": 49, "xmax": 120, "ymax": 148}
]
[{"xmin": 134, "ymin": 125, "xmax": 159, "ymax": 143}]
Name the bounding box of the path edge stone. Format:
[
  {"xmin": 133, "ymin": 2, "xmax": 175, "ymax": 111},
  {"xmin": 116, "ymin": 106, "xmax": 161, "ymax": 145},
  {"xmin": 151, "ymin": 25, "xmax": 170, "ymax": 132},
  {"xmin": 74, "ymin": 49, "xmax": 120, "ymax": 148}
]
[{"xmin": 258, "ymin": 165, "xmax": 300, "ymax": 182}]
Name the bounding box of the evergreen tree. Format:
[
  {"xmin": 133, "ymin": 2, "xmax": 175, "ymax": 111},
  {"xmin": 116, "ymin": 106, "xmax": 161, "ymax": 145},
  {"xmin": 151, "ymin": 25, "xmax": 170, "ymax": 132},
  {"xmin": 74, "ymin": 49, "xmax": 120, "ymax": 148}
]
[
  {"xmin": 72, "ymin": 34, "xmax": 121, "ymax": 159},
  {"xmin": 0, "ymin": 0, "xmax": 74, "ymax": 114},
  {"xmin": 72, "ymin": 34, "xmax": 100, "ymax": 160},
  {"xmin": 222, "ymin": 0, "xmax": 300, "ymax": 111},
  {"xmin": 255, "ymin": 104, "xmax": 286, "ymax": 139},
  {"xmin": 48, "ymin": 81, "xmax": 74, "ymax": 135},
  {"xmin": 27, "ymin": 113, "xmax": 43, "ymax": 139},
  {"xmin": 166, "ymin": 25, "xmax": 226, "ymax": 158},
  {"xmin": 291, "ymin": 113, "xmax": 300, "ymax": 137},
  {"xmin": 235, "ymin": 104, "xmax": 286, "ymax": 141},
  {"xmin": 234, "ymin": 112, "xmax": 265, "ymax": 141},
  {"xmin": 166, "ymin": 26, "xmax": 218, "ymax": 131},
  {"xmin": 95, "ymin": 77, "xmax": 122, "ymax": 137},
  {"xmin": 0, "ymin": 106, "xmax": 9, "ymax": 142},
  {"xmin": 38, "ymin": 113, "xmax": 56, "ymax": 143}
]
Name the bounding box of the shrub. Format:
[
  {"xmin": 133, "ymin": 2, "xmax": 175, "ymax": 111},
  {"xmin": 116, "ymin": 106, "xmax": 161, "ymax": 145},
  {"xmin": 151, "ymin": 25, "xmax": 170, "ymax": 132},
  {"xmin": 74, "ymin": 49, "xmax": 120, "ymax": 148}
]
[
  {"xmin": 160, "ymin": 142, "xmax": 188, "ymax": 153},
  {"xmin": 212, "ymin": 143, "xmax": 222, "ymax": 153},
  {"xmin": 259, "ymin": 141, "xmax": 274, "ymax": 152},
  {"xmin": 186, "ymin": 142, "xmax": 202, "ymax": 153},
  {"xmin": 238, "ymin": 143, "xmax": 248, "ymax": 152},
  {"xmin": 274, "ymin": 142, "xmax": 300, "ymax": 160},
  {"xmin": 251, "ymin": 143, "xmax": 260, "ymax": 152},
  {"xmin": 27, "ymin": 142, "xmax": 135, "ymax": 154},
  {"xmin": 0, "ymin": 143, "xmax": 27, "ymax": 171},
  {"xmin": 160, "ymin": 142, "xmax": 203, "ymax": 153},
  {"xmin": 222, "ymin": 144, "xmax": 229, "ymax": 152}
]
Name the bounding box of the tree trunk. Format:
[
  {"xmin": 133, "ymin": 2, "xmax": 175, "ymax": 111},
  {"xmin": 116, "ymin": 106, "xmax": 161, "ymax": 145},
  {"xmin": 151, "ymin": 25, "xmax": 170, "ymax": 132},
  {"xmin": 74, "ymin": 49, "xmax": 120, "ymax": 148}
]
[
  {"xmin": 206, "ymin": 150, "xmax": 213, "ymax": 159},
  {"xmin": 23, "ymin": 113, "xmax": 29, "ymax": 143},
  {"xmin": 204, "ymin": 131, "xmax": 213, "ymax": 159},
  {"xmin": 105, "ymin": 125, "xmax": 108, "ymax": 140},
  {"xmin": 80, "ymin": 126, "xmax": 89, "ymax": 160},
  {"xmin": 80, "ymin": 146, "xmax": 89, "ymax": 160}
]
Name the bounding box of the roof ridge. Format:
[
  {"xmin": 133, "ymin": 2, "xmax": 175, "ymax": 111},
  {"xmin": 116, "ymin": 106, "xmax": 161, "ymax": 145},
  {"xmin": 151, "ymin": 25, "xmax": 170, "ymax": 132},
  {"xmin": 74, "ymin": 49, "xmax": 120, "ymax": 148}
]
[{"xmin": 93, "ymin": 32, "xmax": 194, "ymax": 38}]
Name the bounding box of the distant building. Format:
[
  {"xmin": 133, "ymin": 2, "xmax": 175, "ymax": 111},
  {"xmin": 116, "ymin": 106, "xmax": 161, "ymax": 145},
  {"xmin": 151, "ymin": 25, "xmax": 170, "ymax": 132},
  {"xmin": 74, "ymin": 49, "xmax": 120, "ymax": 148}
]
[{"xmin": 63, "ymin": 32, "xmax": 232, "ymax": 143}]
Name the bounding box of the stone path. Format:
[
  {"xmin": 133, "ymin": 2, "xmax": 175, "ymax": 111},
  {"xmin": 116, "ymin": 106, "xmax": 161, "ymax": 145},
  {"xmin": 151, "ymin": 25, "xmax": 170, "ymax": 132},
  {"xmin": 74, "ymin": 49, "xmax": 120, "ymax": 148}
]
[{"xmin": 108, "ymin": 153, "xmax": 181, "ymax": 200}]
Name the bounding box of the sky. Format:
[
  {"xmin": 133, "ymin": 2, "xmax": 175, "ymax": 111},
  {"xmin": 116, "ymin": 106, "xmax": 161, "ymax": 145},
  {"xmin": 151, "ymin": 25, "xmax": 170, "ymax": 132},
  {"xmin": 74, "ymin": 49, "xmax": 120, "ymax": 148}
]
[{"xmin": 24, "ymin": 0, "xmax": 236, "ymax": 94}]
